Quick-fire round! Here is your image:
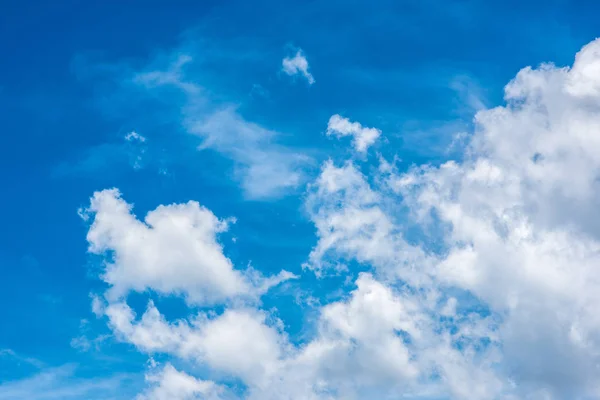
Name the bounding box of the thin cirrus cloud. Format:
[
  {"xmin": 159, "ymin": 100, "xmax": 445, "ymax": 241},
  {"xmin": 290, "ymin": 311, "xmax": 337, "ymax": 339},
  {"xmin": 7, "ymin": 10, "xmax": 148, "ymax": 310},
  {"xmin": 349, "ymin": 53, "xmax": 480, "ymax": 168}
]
[
  {"xmin": 0, "ymin": 363, "xmax": 135, "ymax": 400},
  {"xmin": 132, "ymin": 53, "xmax": 311, "ymax": 199},
  {"xmin": 282, "ymin": 49, "xmax": 315, "ymax": 85}
]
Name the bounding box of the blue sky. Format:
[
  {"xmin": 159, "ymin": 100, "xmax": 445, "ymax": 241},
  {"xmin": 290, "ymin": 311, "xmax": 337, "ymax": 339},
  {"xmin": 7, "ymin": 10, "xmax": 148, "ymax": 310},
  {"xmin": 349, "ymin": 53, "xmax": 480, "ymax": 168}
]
[{"xmin": 3, "ymin": 1, "xmax": 600, "ymax": 399}]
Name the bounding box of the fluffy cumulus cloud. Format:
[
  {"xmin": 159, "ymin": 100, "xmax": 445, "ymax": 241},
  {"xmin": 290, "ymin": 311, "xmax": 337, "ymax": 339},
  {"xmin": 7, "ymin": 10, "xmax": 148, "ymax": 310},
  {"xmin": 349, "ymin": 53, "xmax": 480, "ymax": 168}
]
[
  {"xmin": 82, "ymin": 189, "xmax": 292, "ymax": 304},
  {"xmin": 82, "ymin": 38, "xmax": 600, "ymax": 399},
  {"xmin": 137, "ymin": 364, "xmax": 224, "ymax": 400},
  {"xmin": 282, "ymin": 49, "xmax": 315, "ymax": 84},
  {"xmin": 104, "ymin": 301, "xmax": 286, "ymax": 386},
  {"xmin": 326, "ymin": 115, "xmax": 381, "ymax": 152},
  {"xmin": 389, "ymin": 38, "xmax": 600, "ymax": 398}
]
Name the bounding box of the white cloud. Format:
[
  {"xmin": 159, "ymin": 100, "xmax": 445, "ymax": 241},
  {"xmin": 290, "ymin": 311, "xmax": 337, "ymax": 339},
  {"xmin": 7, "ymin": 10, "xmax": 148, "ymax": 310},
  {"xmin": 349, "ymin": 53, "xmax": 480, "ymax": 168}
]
[
  {"xmin": 326, "ymin": 115, "xmax": 381, "ymax": 152},
  {"xmin": 245, "ymin": 271, "xmax": 504, "ymax": 400},
  {"xmin": 385, "ymin": 37, "xmax": 600, "ymax": 398},
  {"xmin": 299, "ymin": 38, "xmax": 600, "ymax": 398},
  {"xmin": 308, "ymin": 273, "xmax": 420, "ymax": 384},
  {"xmin": 282, "ymin": 50, "xmax": 315, "ymax": 84},
  {"xmin": 82, "ymin": 189, "xmax": 292, "ymax": 304},
  {"xmin": 137, "ymin": 364, "xmax": 223, "ymax": 400},
  {"xmin": 303, "ymin": 160, "xmax": 426, "ymax": 281},
  {"xmin": 106, "ymin": 301, "xmax": 285, "ymax": 386},
  {"xmin": 88, "ymin": 166, "xmax": 501, "ymax": 399}
]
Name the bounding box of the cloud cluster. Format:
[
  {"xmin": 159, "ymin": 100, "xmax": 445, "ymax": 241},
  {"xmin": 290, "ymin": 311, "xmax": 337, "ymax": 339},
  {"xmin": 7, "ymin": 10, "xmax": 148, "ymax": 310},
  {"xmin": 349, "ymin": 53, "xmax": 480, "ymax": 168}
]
[
  {"xmin": 81, "ymin": 38, "xmax": 600, "ymax": 399},
  {"xmin": 388, "ymin": 38, "xmax": 600, "ymax": 398}
]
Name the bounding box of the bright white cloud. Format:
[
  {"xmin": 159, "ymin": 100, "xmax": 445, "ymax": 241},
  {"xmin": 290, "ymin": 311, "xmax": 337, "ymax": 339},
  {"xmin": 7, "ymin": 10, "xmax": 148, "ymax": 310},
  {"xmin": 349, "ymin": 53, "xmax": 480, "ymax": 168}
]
[
  {"xmin": 385, "ymin": 38, "xmax": 600, "ymax": 398},
  {"xmin": 301, "ymin": 38, "xmax": 600, "ymax": 399},
  {"xmin": 282, "ymin": 50, "xmax": 315, "ymax": 84},
  {"xmin": 105, "ymin": 301, "xmax": 285, "ymax": 386},
  {"xmin": 326, "ymin": 115, "xmax": 381, "ymax": 152},
  {"xmin": 304, "ymin": 160, "xmax": 427, "ymax": 282},
  {"xmin": 82, "ymin": 189, "xmax": 291, "ymax": 304},
  {"xmin": 137, "ymin": 364, "xmax": 223, "ymax": 400},
  {"xmin": 304, "ymin": 273, "xmax": 420, "ymax": 386}
]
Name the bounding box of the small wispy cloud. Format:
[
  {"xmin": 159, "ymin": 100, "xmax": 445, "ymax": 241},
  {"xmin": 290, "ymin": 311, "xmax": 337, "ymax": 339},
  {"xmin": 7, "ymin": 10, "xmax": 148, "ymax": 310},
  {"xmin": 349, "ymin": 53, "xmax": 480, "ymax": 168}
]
[
  {"xmin": 129, "ymin": 53, "xmax": 311, "ymax": 199},
  {"xmin": 188, "ymin": 106, "xmax": 310, "ymax": 198},
  {"xmin": 124, "ymin": 131, "xmax": 146, "ymax": 143},
  {"xmin": 0, "ymin": 349, "xmax": 44, "ymax": 369},
  {"xmin": 123, "ymin": 131, "xmax": 147, "ymax": 170},
  {"xmin": 53, "ymin": 130, "xmax": 149, "ymax": 177},
  {"xmin": 0, "ymin": 364, "xmax": 135, "ymax": 400},
  {"xmin": 70, "ymin": 319, "xmax": 111, "ymax": 353},
  {"xmin": 326, "ymin": 114, "xmax": 381, "ymax": 152},
  {"xmin": 133, "ymin": 54, "xmax": 199, "ymax": 94},
  {"xmin": 449, "ymin": 75, "xmax": 488, "ymax": 115},
  {"xmin": 282, "ymin": 49, "xmax": 315, "ymax": 85}
]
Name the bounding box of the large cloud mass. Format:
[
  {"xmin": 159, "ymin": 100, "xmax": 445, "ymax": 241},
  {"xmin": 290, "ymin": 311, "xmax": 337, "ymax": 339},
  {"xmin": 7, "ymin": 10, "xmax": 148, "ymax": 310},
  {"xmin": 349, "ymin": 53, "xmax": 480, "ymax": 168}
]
[{"xmin": 83, "ymin": 38, "xmax": 600, "ymax": 399}]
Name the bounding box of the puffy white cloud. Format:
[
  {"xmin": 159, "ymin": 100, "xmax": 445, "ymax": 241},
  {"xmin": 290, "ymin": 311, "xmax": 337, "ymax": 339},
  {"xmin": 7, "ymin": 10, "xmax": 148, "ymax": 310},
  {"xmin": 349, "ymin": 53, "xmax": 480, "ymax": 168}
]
[
  {"xmin": 304, "ymin": 273, "xmax": 420, "ymax": 387},
  {"xmin": 82, "ymin": 189, "xmax": 291, "ymax": 304},
  {"xmin": 304, "ymin": 160, "xmax": 391, "ymax": 275},
  {"xmin": 386, "ymin": 37, "xmax": 600, "ymax": 398},
  {"xmin": 137, "ymin": 364, "xmax": 223, "ymax": 400},
  {"xmin": 245, "ymin": 271, "xmax": 505, "ymax": 400},
  {"xmin": 566, "ymin": 39, "xmax": 600, "ymax": 97},
  {"xmin": 106, "ymin": 301, "xmax": 285, "ymax": 386},
  {"xmin": 326, "ymin": 115, "xmax": 381, "ymax": 152},
  {"xmin": 304, "ymin": 160, "xmax": 427, "ymax": 282},
  {"xmin": 282, "ymin": 50, "xmax": 315, "ymax": 85},
  {"xmin": 239, "ymin": 274, "xmax": 422, "ymax": 399}
]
